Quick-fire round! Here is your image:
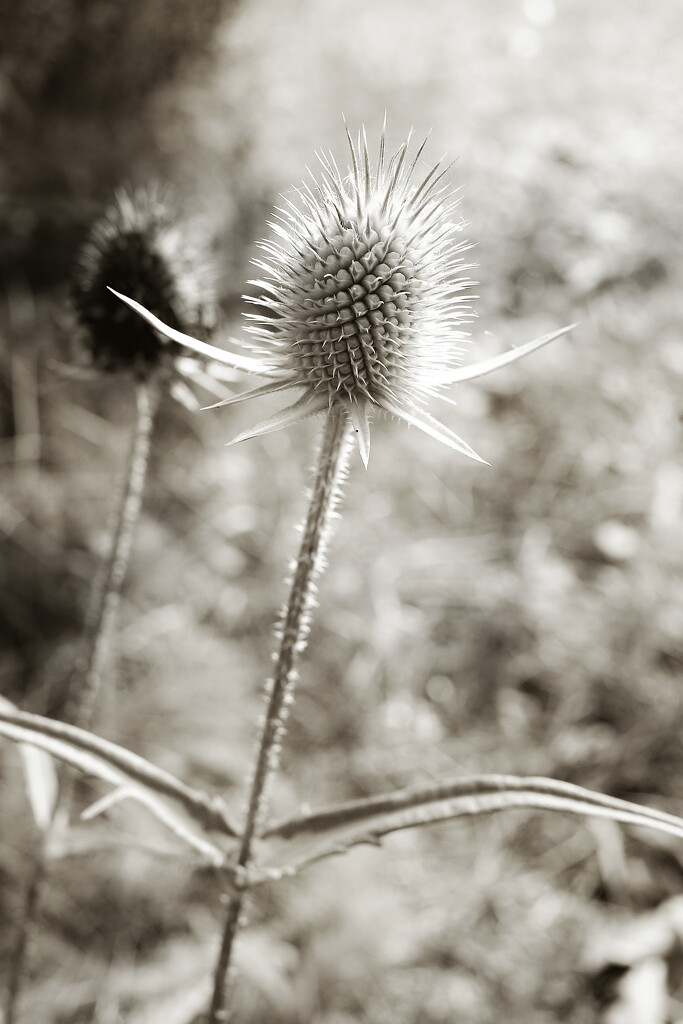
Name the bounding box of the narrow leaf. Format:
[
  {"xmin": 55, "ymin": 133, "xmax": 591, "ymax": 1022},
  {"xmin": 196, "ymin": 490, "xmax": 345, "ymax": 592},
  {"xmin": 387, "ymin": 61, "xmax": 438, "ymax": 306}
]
[
  {"xmin": 0, "ymin": 695, "xmax": 59, "ymax": 832},
  {"xmin": 444, "ymin": 324, "xmax": 576, "ymax": 384},
  {"xmin": 260, "ymin": 774, "xmax": 683, "ymax": 879},
  {"xmin": 0, "ymin": 715, "xmax": 227, "ymax": 866},
  {"xmin": 19, "ymin": 744, "xmax": 59, "ymax": 831},
  {"xmin": 106, "ymin": 288, "xmax": 272, "ymax": 375},
  {"xmin": 383, "ymin": 399, "xmax": 488, "ymax": 464},
  {"xmin": 0, "ymin": 706, "xmax": 238, "ymax": 838},
  {"xmin": 202, "ymin": 378, "xmax": 297, "ymax": 411},
  {"xmin": 227, "ymin": 392, "xmax": 328, "ymax": 445}
]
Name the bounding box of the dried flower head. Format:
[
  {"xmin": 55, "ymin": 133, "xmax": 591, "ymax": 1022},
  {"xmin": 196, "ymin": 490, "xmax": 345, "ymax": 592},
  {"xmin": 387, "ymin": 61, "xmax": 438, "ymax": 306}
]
[
  {"xmin": 72, "ymin": 185, "xmax": 216, "ymax": 377},
  {"xmin": 110, "ymin": 128, "xmax": 573, "ymax": 463},
  {"xmin": 235, "ymin": 126, "xmax": 478, "ymax": 465}
]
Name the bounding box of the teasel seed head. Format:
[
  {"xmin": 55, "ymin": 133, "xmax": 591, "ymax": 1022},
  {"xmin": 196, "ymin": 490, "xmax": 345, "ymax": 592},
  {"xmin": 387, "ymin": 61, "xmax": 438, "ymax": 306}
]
[
  {"xmin": 72, "ymin": 185, "xmax": 216, "ymax": 377},
  {"xmin": 238, "ymin": 125, "xmax": 480, "ymax": 466}
]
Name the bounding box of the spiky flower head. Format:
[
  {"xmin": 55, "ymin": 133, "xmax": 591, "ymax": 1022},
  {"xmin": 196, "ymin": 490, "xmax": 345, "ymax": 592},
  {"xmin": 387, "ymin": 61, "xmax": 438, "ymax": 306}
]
[
  {"xmin": 109, "ymin": 129, "xmax": 573, "ymax": 463},
  {"xmin": 236, "ymin": 126, "xmax": 478, "ymax": 465},
  {"xmin": 72, "ymin": 185, "xmax": 216, "ymax": 377}
]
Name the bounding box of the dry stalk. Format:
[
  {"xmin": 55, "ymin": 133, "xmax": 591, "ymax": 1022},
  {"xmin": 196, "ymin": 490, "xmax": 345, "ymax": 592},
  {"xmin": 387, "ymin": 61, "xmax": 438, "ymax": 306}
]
[
  {"xmin": 4, "ymin": 379, "xmax": 158, "ymax": 1024},
  {"xmin": 207, "ymin": 406, "xmax": 352, "ymax": 1023}
]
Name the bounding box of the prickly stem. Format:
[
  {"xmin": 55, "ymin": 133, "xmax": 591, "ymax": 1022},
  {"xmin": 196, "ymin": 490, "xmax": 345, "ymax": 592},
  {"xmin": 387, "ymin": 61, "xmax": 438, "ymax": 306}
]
[
  {"xmin": 207, "ymin": 406, "xmax": 352, "ymax": 1022},
  {"xmin": 68, "ymin": 378, "xmax": 160, "ymax": 729}
]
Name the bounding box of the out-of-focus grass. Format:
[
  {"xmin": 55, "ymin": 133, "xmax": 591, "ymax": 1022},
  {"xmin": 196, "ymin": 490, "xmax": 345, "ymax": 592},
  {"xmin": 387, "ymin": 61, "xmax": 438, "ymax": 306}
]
[{"xmin": 1, "ymin": 0, "xmax": 683, "ymax": 1020}]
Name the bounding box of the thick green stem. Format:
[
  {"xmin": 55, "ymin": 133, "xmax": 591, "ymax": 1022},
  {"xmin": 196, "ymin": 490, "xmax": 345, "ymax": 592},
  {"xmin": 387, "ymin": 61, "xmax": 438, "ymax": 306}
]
[
  {"xmin": 4, "ymin": 379, "xmax": 158, "ymax": 1024},
  {"xmin": 207, "ymin": 407, "xmax": 352, "ymax": 1023}
]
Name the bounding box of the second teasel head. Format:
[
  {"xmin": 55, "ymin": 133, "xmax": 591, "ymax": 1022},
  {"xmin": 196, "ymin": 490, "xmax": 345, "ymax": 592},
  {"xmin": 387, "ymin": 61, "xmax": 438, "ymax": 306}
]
[{"xmin": 72, "ymin": 185, "xmax": 216, "ymax": 377}]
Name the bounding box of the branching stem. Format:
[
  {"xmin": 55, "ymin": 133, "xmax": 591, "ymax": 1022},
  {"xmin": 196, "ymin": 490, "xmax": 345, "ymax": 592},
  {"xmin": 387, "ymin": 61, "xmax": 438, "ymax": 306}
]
[{"xmin": 207, "ymin": 407, "xmax": 352, "ymax": 1023}]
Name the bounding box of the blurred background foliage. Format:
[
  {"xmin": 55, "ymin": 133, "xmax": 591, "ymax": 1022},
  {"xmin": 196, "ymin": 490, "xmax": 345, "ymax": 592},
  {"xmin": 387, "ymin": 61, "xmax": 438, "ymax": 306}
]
[{"xmin": 1, "ymin": 0, "xmax": 683, "ymax": 1020}]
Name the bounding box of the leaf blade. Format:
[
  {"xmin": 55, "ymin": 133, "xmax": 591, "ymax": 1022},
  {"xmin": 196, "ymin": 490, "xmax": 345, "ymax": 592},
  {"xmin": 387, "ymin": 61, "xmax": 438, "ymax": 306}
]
[
  {"xmin": 443, "ymin": 324, "xmax": 576, "ymax": 384},
  {"xmin": 19, "ymin": 743, "xmax": 59, "ymax": 832},
  {"xmin": 0, "ymin": 704, "xmax": 237, "ymax": 842},
  {"xmin": 260, "ymin": 773, "xmax": 683, "ymax": 879}
]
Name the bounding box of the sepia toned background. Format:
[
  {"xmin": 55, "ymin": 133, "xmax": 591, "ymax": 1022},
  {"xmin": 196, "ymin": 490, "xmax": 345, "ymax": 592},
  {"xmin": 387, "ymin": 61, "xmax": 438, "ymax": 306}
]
[{"xmin": 1, "ymin": 0, "xmax": 683, "ymax": 1020}]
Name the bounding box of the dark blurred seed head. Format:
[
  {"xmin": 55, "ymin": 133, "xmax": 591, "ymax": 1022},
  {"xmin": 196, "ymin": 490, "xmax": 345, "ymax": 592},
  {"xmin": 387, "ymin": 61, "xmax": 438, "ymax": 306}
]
[{"xmin": 72, "ymin": 185, "xmax": 216, "ymax": 376}]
